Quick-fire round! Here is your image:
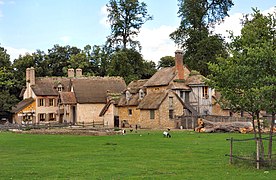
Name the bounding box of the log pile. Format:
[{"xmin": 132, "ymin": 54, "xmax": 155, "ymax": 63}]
[{"xmin": 195, "ymin": 118, "xmax": 253, "ymax": 133}]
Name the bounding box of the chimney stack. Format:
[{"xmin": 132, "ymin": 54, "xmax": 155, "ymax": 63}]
[
  {"xmin": 175, "ymin": 50, "xmax": 184, "ymax": 80},
  {"xmin": 76, "ymin": 68, "xmax": 82, "ymax": 77},
  {"xmin": 29, "ymin": 67, "xmax": 35, "ymax": 85},
  {"xmin": 68, "ymin": 68, "xmax": 74, "ymax": 78}
]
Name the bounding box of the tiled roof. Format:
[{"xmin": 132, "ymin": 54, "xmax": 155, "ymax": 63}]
[{"xmin": 11, "ymin": 98, "xmax": 34, "ymax": 113}]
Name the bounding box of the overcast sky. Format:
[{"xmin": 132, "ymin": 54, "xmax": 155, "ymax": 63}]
[{"xmin": 0, "ymin": 0, "xmax": 275, "ymax": 63}]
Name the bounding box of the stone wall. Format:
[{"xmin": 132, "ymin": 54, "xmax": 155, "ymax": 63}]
[
  {"xmin": 139, "ymin": 91, "xmax": 184, "ymax": 129},
  {"xmin": 77, "ymin": 103, "xmax": 105, "ymax": 123}
]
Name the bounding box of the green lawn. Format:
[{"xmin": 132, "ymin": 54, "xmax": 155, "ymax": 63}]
[{"xmin": 0, "ymin": 130, "xmax": 275, "ymax": 179}]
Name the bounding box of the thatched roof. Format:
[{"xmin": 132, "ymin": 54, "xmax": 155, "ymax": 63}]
[
  {"xmin": 31, "ymin": 77, "xmax": 71, "ymax": 96},
  {"xmin": 72, "ymin": 77, "xmax": 126, "ymax": 104},
  {"xmin": 185, "ymin": 74, "xmax": 206, "ymax": 86},
  {"xmin": 59, "ymin": 92, "xmax": 77, "ymax": 104},
  {"xmin": 138, "ymin": 91, "xmax": 167, "ymax": 110},
  {"xmin": 127, "ymin": 79, "xmax": 148, "ymax": 93},
  {"xmin": 118, "ymin": 79, "xmax": 148, "ymax": 106},
  {"xmin": 144, "ymin": 67, "xmax": 176, "ymax": 87},
  {"xmin": 11, "ymin": 98, "xmax": 34, "ymax": 113}
]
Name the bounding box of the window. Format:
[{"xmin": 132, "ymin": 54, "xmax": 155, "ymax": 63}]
[
  {"xmin": 139, "ymin": 89, "xmax": 145, "ymax": 100},
  {"xmin": 169, "ymin": 110, "xmax": 174, "ymax": 119},
  {"xmin": 49, "ymin": 113, "xmax": 55, "ymax": 121},
  {"xmin": 150, "ymin": 110, "xmax": 155, "ymax": 119},
  {"xmin": 180, "ymin": 91, "xmax": 184, "ymax": 99},
  {"xmin": 169, "ymin": 97, "xmax": 173, "ymax": 109},
  {"xmin": 202, "ymin": 86, "xmax": 209, "ymax": 98},
  {"xmin": 49, "ymin": 98, "xmax": 55, "ymax": 106},
  {"xmin": 38, "ymin": 99, "xmax": 45, "ymax": 106},
  {"xmin": 39, "ymin": 113, "xmax": 46, "ymax": 121},
  {"xmin": 128, "ymin": 109, "xmax": 132, "ymax": 116},
  {"xmin": 57, "ymin": 84, "xmax": 63, "ymax": 92}
]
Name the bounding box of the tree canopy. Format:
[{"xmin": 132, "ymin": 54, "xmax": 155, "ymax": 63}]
[
  {"xmin": 106, "ymin": 0, "xmax": 153, "ymax": 50},
  {"xmin": 207, "ymin": 9, "xmax": 276, "ymax": 160},
  {"xmin": 170, "ymin": 0, "xmax": 233, "ymax": 76}
]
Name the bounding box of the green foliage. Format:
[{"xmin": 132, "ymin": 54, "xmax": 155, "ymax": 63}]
[
  {"xmin": 170, "ymin": 0, "xmax": 232, "ymax": 76},
  {"xmin": 106, "ymin": 0, "xmax": 153, "ymax": 50},
  {"xmin": 0, "ymin": 46, "xmax": 11, "ymax": 68},
  {"xmin": 157, "ymin": 56, "xmax": 175, "ymax": 69},
  {"xmin": 208, "ymin": 9, "xmax": 276, "ymax": 114},
  {"xmin": 0, "ymin": 46, "xmax": 19, "ymax": 113},
  {"xmin": 0, "ymin": 131, "xmax": 275, "ymax": 179},
  {"xmin": 108, "ymin": 48, "xmax": 156, "ymax": 84}
]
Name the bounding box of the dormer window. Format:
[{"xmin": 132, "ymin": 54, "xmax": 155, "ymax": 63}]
[
  {"xmin": 139, "ymin": 89, "xmax": 145, "ymax": 100},
  {"xmin": 57, "ymin": 84, "xmax": 63, "ymax": 92},
  {"xmin": 126, "ymin": 90, "xmax": 131, "ymax": 102}
]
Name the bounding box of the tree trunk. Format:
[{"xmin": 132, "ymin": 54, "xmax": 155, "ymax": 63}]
[
  {"xmin": 256, "ymin": 112, "xmax": 265, "ymax": 161},
  {"xmin": 268, "ymin": 112, "xmax": 275, "ymax": 162},
  {"xmin": 195, "ymin": 118, "xmax": 253, "ymax": 133}
]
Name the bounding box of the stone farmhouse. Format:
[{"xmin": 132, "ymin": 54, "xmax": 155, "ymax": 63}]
[
  {"xmin": 117, "ymin": 50, "xmax": 228, "ymax": 129},
  {"xmin": 11, "ymin": 50, "xmax": 228, "ymax": 129},
  {"xmin": 11, "ymin": 68, "xmax": 126, "ymax": 127}
]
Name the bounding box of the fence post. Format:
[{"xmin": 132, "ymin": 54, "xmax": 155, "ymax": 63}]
[
  {"xmin": 230, "ymin": 137, "xmax": 233, "ymax": 164},
  {"xmin": 256, "ymin": 138, "xmax": 260, "ymax": 169}
]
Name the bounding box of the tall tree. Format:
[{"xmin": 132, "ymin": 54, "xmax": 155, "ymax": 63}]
[
  {"xmin": 0, "ymin": 46, "xmax": 19, "ymax": 115},
  {"xmin": 46, "ymin": 45, "xmax": 81, "ymax": 76},
  {"xmin": 170, "ymin": 0, "xmax": 233, "ymax": 76},
  {"xmin": 108, "ymin": 48, "xmax": 156, "ymax": 84},
  {"xmin": 106, "ymin": 0, "xmax": 153, "ymax": 50},
  {"xmin": 208, "ymin": 9, "xmax": 276, "ymax": 164},
  {"xmin": 157, "ymin": 56, "xmax": 175, "ymax": 69}
]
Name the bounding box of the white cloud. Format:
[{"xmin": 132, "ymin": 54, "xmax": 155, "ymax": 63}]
[
  {"xmin": 5, "ymin": 46, "xmax": 34, "ymax": 62},
  {"xmin": 59, "ymin": 36, "xmax": 71, "ymax": 44},
  {"xmin": 100, "ymin": 5, "xmax": 109, "ymax": 28},
  {"xmin": 214, "ymin": 6, "xmax": 276, "ymax": 41},
  {"xmin": 138, "ymin": 25, "xmax": 177, "ymax": 64}
]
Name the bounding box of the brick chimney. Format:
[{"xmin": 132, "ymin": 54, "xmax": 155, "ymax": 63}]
[
  {"xmin": 76, "ymin": 68, "xmax": 82, "ymax": 77},
  {"xmin": 68, "ymin": 68, "xmax": 74, "ymax": 78},
  {"xmin": 175, "ymin": 50, "xmax": 184, "ymax": 80}
]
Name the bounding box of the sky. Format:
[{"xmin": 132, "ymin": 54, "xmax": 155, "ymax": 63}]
[{"xmin": 0, "ymin": 0, "xmax": 275, "ymax": 63}]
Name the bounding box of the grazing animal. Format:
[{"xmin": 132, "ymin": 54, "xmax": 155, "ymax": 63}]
[{"xmin": 163, "ymin": 131, "xmax": 171, "ymax": 138}]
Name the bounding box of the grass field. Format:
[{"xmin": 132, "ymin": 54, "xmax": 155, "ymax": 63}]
[{"xmin": 0, "ymin": 130, "xmax": 275, "ymax": 179}]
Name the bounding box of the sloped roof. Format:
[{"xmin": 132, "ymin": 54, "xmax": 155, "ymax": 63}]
[
  {"xmin": 144, "ymin": 67, "xmax": 176, "ymax": 87},
  {"xmin": 185, "ymin": 74, "xmax": 206, "ymax": 86},
  {"xmin": 72, "ymin": 77, "xmax": 126, "ymax": 103},
  {"xmin": 144, "ymin": 66, "xmax": 190, "ymax": 87},
  {"xmin": 138, "ymin": 91, "xmax": 168, "ymax": 110},
  {"xmin": 31, "ymin": 77, "xmax": 71, "ymax": 96},
  {"xmin": 127, "ymin": 79, "xmax": 148, "ymax": 94},
  {"xmin": 11, "ymin": 98, "xmax": 34, "ymax": 113},
  {"xmin": 59, "ymin": 92, "xmax": 77, "ymax": 104},
  {"xmin": 169, "ymin": 81, "xmax": 191, "ymax": 90},
  {"xmin": 118, "ymin": 94, "xmax": 140, "ymax": 106},
  {"xmin": 118, "ymin": 79, "xmax": 148, "ymax": 107}
]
